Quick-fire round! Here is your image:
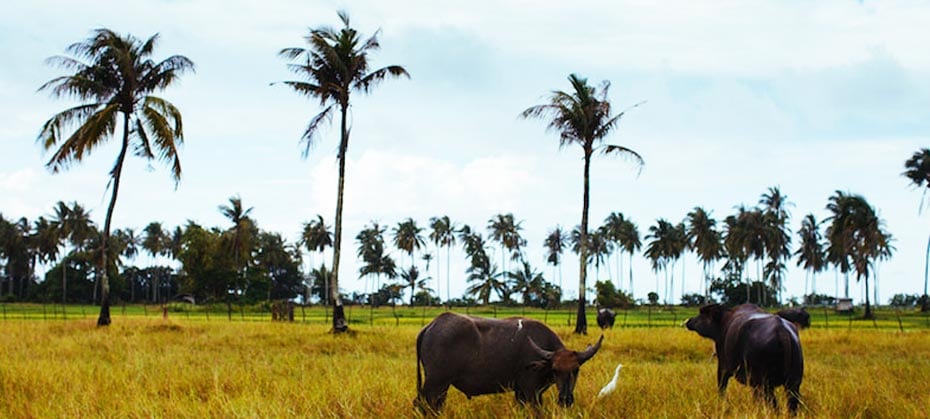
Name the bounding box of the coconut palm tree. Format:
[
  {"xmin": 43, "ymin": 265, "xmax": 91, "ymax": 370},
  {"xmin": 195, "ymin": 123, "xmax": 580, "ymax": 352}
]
[
  {"xmin": 645, "ymin": 219, "xmax": 677, "ymax": 304},
  {"xmin": 278, "ymin": 11, "xmax": 409, "ymax": 332},
  {"xmin": 686, "ymin": 207, "xmax": 723, "ymax": 299},
  {"xmin": 38, "ymin": 29, "xmax": 193, "ymax": 325},
  {"xmin": 825, "ymin": 191, "xmax": 893, "ymax": 319},
  {"xmin": 602, "ymin": 212, "xmax": 627, "ymax": 289},
  {"xmin": 219, "ymin": 196, "xmax": 255, "ymax": 296},
  {"xmin": 618, "ymin": 218, "xmax": 641, "ymax": 298},
  {"xmin": 795, "ymin": 214, "xmax": 826, "ymax": 300},
  {"xmin": 428, "ymin": 215, "xmax": 456, "ymax": 304},
  {"xmin": 760, "ymin": 187, "xmax": 792, "ymax": 304},
  {"xmin": 903, "ymin": 148, "xmax": 930, "ymax": 301},
  {"xmin": 543, "ymin": 225, "xmax": 567, "ymax": 294},
  {"xmin": 300, "ymin": 215, "xmax": 333, "ymax": 304},
  {"xmin": 393, "ymin": 218, "xmax": 425, "ymax": 268},
  {"xmin": 300, "ymin": 215, "xmax": 333, "ymax": 268},
  {"xmin": 487, "ymin": 213, "xmax": 525, "ymax": 279},
  {"xmin": 521, "ymin": 74, "xmax": 643, "ymax": 334},
  {"xmin": 508, "ymin": 260, "xmax": 545, "ymax": 306},
  {"xmin": 466, "ymin": 262, "xmax": 504, "ymax": 306},
  {"xmin": 357, "ymin": 222, "xmax": 397, "ymax": 304}
]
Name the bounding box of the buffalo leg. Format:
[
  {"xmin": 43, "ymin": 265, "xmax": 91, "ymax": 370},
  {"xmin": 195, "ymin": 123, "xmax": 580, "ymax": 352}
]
[
  {"xmin": 785, "ymin": 384, "xmax": 801, "ymax": 414},
  {"xmin": 716, "ymin": 366, "xmax": 731, "ymax": 396},
  {"xmin": 416, "ymin": 378, "xmax": 450, "ymax": 414}
]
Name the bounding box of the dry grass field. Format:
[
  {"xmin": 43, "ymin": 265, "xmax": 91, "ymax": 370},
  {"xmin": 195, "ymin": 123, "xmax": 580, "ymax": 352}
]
[{"xmin": 1, "ymin": 307, "xmax": 929, "ymax": 418}]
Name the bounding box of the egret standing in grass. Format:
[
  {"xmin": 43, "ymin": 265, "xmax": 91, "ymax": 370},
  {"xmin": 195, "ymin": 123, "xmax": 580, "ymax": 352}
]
[{"xmin": 597, "ymin": 363, "xmax": 624, "ymax": 399}]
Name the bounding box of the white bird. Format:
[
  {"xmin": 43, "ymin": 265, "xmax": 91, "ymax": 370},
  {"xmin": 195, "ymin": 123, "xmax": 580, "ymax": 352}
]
[{"xmin": 597, "ymin": 363, "xmax": 624, "ymax": 399}]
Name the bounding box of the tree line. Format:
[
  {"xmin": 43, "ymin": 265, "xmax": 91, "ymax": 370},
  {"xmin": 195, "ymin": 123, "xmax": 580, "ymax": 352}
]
[{"xmin": 0, "ymin": 184, "xmax": 913, "ymax": 321}]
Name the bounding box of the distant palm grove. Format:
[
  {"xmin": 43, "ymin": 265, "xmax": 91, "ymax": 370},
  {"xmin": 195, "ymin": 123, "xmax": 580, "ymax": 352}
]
[{"xmin": 6, "ymin": 14, "xmax": 930, "ymax": 332}]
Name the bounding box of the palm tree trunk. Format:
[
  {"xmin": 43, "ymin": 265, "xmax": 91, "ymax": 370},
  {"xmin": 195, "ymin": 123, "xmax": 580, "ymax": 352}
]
[
  {"xmin": 629, "ymin": 252, "xmax": 634, "ymax": 299},
  {"xmin": 575, "ymin": 150, "xmax": 592, "ymax": 335},
  {"xmin": 62, "ymin": 254, "xmax": 67, "ymax": 305},
  {"xmin": 924, "ymin": 235, "xmax": 929, "ymax": 297},
  {"xmin": 446, "ymin": 245, "xmax": 451, "ymax": 306},
  {"xmin": 97, "ymin": 113, "xmax": 131, "ymax": 327},
  {"xmin": 330, "ymin": 103, "xmax": 349, "ymax": 333},
  {"xmin": 863, "ymin": 273, "xmax": 872, "ymax": 319}
]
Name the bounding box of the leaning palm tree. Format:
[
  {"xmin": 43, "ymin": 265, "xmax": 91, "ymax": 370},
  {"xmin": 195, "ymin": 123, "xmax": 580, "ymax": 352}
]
[
  {"xmin": 278, "ymin": 11, "xmax": 409, "ymax": 332},
  {"xmin": 521, "ymin": 74, "xmax": 643, "ymax": 334},
  {"xmin": 825, "ymin": 191, "xmax": 893, "ymax": 319},
  {"xmin": 38, "ymin": 29, "xmax": 193, "ymax": 326},
  {"xmin": 903, "ymin": 148, "xmax": 930, "ymax": 302}
]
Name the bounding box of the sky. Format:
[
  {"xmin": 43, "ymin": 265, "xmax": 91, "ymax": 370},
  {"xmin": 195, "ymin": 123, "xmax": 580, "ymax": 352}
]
[{"xmin": 2, "ymin": 0, "xmax": 929, "ymax": 304}]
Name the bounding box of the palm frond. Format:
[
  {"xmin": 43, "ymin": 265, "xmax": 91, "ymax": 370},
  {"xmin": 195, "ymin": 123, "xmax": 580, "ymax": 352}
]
[
  {"xmin": 300, "ymin": 105, "xmax": 334, "ymax": 158},
  {"xmin": 600, "ymin": 144, "xmax": 645, "ymax": 175},
  {"xmin": 44, "ymin": 103, "xmax": 120, "ymax": 173},
  {"xmin": 355, "ymin": 65, "xmax": 409, "ymax": 94}
]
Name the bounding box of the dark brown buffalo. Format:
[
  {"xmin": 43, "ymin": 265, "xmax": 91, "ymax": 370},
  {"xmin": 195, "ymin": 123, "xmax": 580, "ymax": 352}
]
[
  {"xmin": 686, "ymin": 304, "xmax": 804, "ymax": 413},
  {"xmin": 597, "ymin": 308, "xmax": 616, "ymax": 329},
  {"xmin": 776, "ymin": 308, "xmax": 811, "ymax": 329},
  {"xmin": 415, "ymin": 312, "xmax": 603, "ymax": 413}
]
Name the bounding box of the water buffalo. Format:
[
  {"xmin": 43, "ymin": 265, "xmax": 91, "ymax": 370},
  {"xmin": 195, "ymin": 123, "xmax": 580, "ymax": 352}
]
[
  {"xmin": 685, "ymin": 304, "xmax": 803, "ymax": 413},
  {"xmin": 596, "ymin": 308, "xmax": 616, "ymax": 329},
  {"xmin": 776, "ymin": 308, "xmax": 811, "ymax": 329},
  {"xmin": 415, "ymin": 312, "xmax": 603, "ymax": 413}
]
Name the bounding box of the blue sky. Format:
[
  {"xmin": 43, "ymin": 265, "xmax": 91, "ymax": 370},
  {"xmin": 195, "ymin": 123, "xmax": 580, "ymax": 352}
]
[{"xmin": 2, "ymin": 0, "xmax": 929, "ymax": 303}]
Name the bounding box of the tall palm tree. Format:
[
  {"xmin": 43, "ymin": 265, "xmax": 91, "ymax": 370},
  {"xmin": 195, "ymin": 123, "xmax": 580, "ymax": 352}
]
[
  {"xmin": 278, "ymin": 11, "xmax": 409, "ymax": 333},
  {"xmin": 393, "ymin": 218, "xmax": 425, "ymax": 268},
  {"xmin": 33, "ymin": 216, "xmax": 62, "ymax": 284},
  {"xmin": 357, "ymin": 222, "xmax": 397, "ymax": 304},
  {"xmin": 760, "ymin": 187, "xmax": 792, "ymax": 304},
  {"xmin": 428, "ymin": 216, "xmax": 456, "ymax": 304},
  {"xmin": 219, "ymin": 196, "xmax": 255, "ymax": 298},
  {"xmin": 521, "ymin": 74, "xmax": 643, "ymax": 334},
  {"xmin": 300, "ymin": 215, "xmax": 333, "ymax": 304},
  {"xmin": 795, "ymin": 214, "xmax": 826, "ymax": 300},
  {"xmin": 645, "ymin": 219, "xmax": 677, "ymax": 304},
  {"xmin": 300, "ymin": 215, "xmax": 333, "ymax": 267},
  {"xmin": 142, "ymin": 222, "xmax": 169, "ymax": 303},
  {"xmin": 903, "ymin": 148, "xmax": 930, "ymax": 300},
  {"xmin": 687, "ymin": 207, "xmax": 722, "ymax": 299},
  {"xmin": 602, "ymin": 212, "xmax": 627, "ymax": 289},
  {"xmin": 38, "ymin": 29, "xmax": 193, "ymax": 326},
  {"xmin": 487, "ymin": 213, "xmax": 525, "ymax": 278},
  {"xmin": 825, "ymin": 191, "xmax": 893, "ymax": 319},
  {"xmin": 618, "ymin": 218, "xmax": 641, "ymax": 298},
  {"xmin": 544, "ymin": 225, "xmax": 567, "ymax": 294}
]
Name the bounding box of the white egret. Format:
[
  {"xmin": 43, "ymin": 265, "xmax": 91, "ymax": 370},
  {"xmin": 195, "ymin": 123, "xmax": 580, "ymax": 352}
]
[{"xmin": 597, "ymin": 363, "xmax": 623, "ymax": 399}]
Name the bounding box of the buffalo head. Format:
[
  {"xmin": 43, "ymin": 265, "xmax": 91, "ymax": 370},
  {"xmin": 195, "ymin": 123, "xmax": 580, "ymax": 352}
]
[
  {"xmin": 527, "ymin": 335, "xmax": 604, "ymax": 407},
  {"xmin": 685, "ymin": 304, "xmax": 727, "ymax": 341}
]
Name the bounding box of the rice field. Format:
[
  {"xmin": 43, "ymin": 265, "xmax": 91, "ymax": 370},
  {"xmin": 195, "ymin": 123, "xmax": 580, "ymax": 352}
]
[{"xmin": 1, "ymin": 305, "xmax": 928, "ymax": 418}]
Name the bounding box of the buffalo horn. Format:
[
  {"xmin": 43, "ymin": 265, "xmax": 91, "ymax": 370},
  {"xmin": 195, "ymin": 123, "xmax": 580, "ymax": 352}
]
[
  {"xmin": 577, "ymin": 335, "xmax": 604, "ymax": 364},
  {"xmin": 527, "ymin": 336, "xmax": 554, "ymax": 360}
]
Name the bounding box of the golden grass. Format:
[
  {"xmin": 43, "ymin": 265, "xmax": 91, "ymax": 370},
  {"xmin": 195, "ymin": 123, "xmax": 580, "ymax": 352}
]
[{"xmin": 1, "ymin": 318, "xmax": 928, "ymax": 418}]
